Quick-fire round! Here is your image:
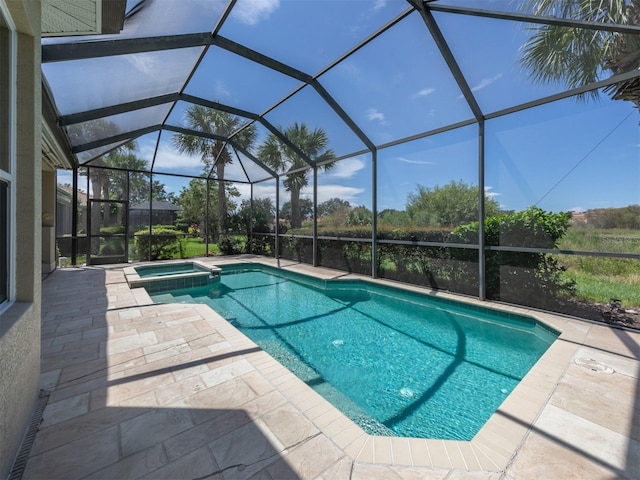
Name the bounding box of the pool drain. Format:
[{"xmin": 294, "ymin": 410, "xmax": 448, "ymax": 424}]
[{"xmin": 574, "ymin": 357, "xmax": 615, "ymax": 374}]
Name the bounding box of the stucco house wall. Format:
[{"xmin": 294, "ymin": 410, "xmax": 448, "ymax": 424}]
[{"xmin": 0, "ymin": 0, "xmax": 42, "ymax": 477}]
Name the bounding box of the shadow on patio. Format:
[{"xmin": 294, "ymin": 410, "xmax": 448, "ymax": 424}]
[{"xmin": 26, "ymin": 267, "xmax": 334, "ymax": 479}]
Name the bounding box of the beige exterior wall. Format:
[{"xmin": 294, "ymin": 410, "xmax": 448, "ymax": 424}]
[
  {"xmin": 42, "ymin": 169, "xmax": 56, "ymax": 273},
  {"xmin": 0, "ymin": 1, "xmax": 42, "ymax": 477}
]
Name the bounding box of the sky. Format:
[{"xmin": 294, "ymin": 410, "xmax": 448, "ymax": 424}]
[{"xmin": 54, "ymin": 0, "xmax": 640, "ymax": 215}]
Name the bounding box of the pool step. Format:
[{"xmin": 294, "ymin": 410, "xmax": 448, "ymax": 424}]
[{"xmin": 153, "ymin": 293, "xmax": 176, "ymax": 303}]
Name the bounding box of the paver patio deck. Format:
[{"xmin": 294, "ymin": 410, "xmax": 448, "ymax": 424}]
[{"xmin": 20, "ymin": 256, "xmax": 640, "ymax": 479}]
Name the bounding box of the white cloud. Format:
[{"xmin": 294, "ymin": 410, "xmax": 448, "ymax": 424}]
[
  {"xmin": 143, "ymin": 143, "xmax": 202, "ymax": 171},
  {"xmin": 570, "ymin": 206, "xmax": 585, "ymax": 213},
  {"xmin": 413, "ymin": 87, "xmax": 435, "ymax": 99},
  {"xmin": 373, "ymin": 0, "xmax": 387, "ymax": 11},
  {"xmin": 367, "ymin": 108, "xmax": 388, "ymax": 125},
  {"xmin": 126, "ymin": 53, "xmax": 156, "ymax": 75},
  {"xmin": 302, "ymin": 184, "xmax": 365, "ymax": 205},
  {"xmin": 56, "ymin": 170, "xmax": 74, "ymax": 186},
  {"xmin": 213, "ymin": 80, "xmax": 231, "ymax": 99},
  {"xmin": 235, "ymin": 183, "xmax": 365, "ymax": 207},
  {"xmin": 484, "ymin": 186, "xmax": 500, "ymax": 198},
  {"xmin": 232, "ymin": 0, "xmax": 280, "ymax": 26},
  {"xmin": 470, "ymin": 73, "xmax": 503, "ymax": 92},
  {"xmin": 395, "ymin": 157, "xmax": 435, "ymax": 165},
  {"xmin": 328, "ymin": 158, "xmax": 366, "ymax": 178}
]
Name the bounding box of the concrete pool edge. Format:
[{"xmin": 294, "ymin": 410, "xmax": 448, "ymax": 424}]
[
  {"xmin": 130, "ymin": 257, "xmax": 586, "ymax": 471},
  {"xmin": 124, "ymin": 260, "xmax": 221, "ymax": 290}
]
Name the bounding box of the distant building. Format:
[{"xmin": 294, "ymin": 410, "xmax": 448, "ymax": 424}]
[
  {"xmin": 56, "ymin": 185, "xmax": 87, "ymax": 237},
  {"xmin": 129, "ymin": 201, "xmax": 182, "ymax": 228}
]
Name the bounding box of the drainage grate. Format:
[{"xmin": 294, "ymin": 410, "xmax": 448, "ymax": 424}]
[{"xmin": 8, "ymin": 390, "xmax": 50, "ymax": 480}]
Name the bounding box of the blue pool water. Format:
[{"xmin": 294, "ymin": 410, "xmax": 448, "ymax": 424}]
[
  {"xmin": 151, "ymin": 264, "xmax": 557, "ymax": 440},
  {"xmin": 135, "ymin": 262, "xmax": 209, "ymax": 278}
]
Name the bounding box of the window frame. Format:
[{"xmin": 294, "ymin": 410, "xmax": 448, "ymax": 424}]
[{"xmin": 0, "ymin": 0, "xmax": 16, "ymax": 312}]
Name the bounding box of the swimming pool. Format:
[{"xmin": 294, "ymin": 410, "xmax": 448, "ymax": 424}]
[
  {"xmin": 135, "ymin": 261, "xmax": 211, "ymax": 277},
  {"xmin": 150, "ymin": 264, "xmax": 557, "ymax": 440},
  {"xmin": 124, "ymin": 261, "xmax": 220, "ymax": 292}
]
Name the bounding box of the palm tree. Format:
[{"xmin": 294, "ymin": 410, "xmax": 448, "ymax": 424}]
[
  {"xmin": 258, "ymin": 123, "xmax": 336, "ymax": 229},
  {"xmin": 173, "ymin": 105, "xmax": 256, "ymax": 238},
  {"xmin": 520, "ymin": 0, "xmax": 640, "ymax": 108}
]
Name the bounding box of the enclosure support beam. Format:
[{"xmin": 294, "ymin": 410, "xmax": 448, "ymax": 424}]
[
  {"xmin": 478, "ymin": 120, "xmax": 486, "ymax": 301},
  {"xmin": 71, "ymin": 168, "xmax": 78, "ymax": 266},
  {"xmin": 371, "ymin": 149, "xmax": 378, "ymax": 279},
  {"xmin": 205, "ymin": 178, "xmax": 210, "ymax": 257},
  {"xmin": 249, "ymin": 184, "xmax": 254, "ymax": 255},
  {"xmin": 275, "ymin": 181, "xmax": 280, "ymax": 260},
  {"xmin": 313, "ymin": 167, "xmax": 318, "ymax": 267}
]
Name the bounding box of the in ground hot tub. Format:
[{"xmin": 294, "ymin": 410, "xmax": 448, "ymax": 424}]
[{"xmin": 124, "ymin": 261, "xmax": 221, "ymax": 293}]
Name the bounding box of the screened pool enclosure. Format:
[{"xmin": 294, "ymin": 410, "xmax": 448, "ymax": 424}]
[{"xmin": 47, "ymin": 0, "xmax": 640, "ymax": 320}]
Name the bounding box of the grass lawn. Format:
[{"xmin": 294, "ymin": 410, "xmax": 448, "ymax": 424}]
[
  {"xmin": 181, "ymin": 237, "xmax": 219, "ymax": 257},
  {"xmin": 558, "ymin": 227, "xmax": 640, "ymax": 308}
]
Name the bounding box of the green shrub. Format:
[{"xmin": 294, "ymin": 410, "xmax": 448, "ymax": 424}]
[
  {"xmin": 99, "ymin": 226, "xmax": 126, "ymax": 235},
  {"xmin": 451, "ymin": 206, "xmax": 576, "ymax": 307},
  {"xmin": 134, "ymin": 226, "xmax": 181, "ymax": 260},
  {"xmin": 218, "ymin": 236, "xmax": 244, "ymax": 255}
]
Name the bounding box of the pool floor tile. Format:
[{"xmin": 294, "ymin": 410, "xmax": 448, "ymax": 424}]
[{"xmin": 26, "ymin": 260, "xmax": 640, "ymax": 480}]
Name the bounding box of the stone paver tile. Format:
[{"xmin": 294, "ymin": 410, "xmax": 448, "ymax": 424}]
[
  {"xmin": 106, "ymin": 331, "xmax": 158, "ymax": 355},
  {"xmin": 316, "ymin": 455, "xmax": 353, "ymax": 480},
  {"xmin": 425, "ymin": 440, "xmax": 452, "ymax": 469},
  {"xmin": 456, "ymin": 440, "xmax": 482, "ymax": 471},
  {"xmin": 54, "ymin": 317, "xmax": 94, "ymax": 334},
  {"xmin": 332, "ymin": 423, "xmax": 366, "ymax": 450},
  {"xmin": 40, "ymin": 392, "xmax": 90, "ymax": 428},
  {"xmin": 468, "ymin": 444, "xmax": 502, "ymax": 472},
  {"xmin": 164, "ymin": 409, "xmax": 253, "ymax": 462},
  {"xmin": 343, "ymin": 432, "xmax": 369, "ymax": 460},
  {"xmin": 374, "ymin": 436, "xmax": 394, "ymax": 464},
  {"xmin": 445, "ymin": 471, "xmax": 503, "ymax": 479},
  {"xmin": 47, "ymin": 374, "xmax": 112, "ymax": 405},
  {"xmin": 506, "ymin": 430, "xmax": 620, "ymax": 480},
  {"xmin": 550, "ymin": 369, "xmax": 639, "ymax": 441},
  {"xmin": 304, "ymin": 398, "xmax": 333, "ymax": 420},
  {"xmin": 208, "ymin": 419, "xmax": 284, "ymax": 480},
  {"xmin": 56, "ymin": 357, "xmax": 110, "ymax": 386},
  {"xmin": 39, "ymin": 368, "xmax": 60, "ymax": 390},
  {"xmin": 241, "ymin": 389, "xmax": 291, "ymax": 422},
  {"xmin": 52, "ymin": 332, "xmax": 83, "ymax": 345},
  {"xmin": 103, "ymin": 371, "xmax": 174, "ymax": 406},
  {"xmin": 140, "ymin": 445, "xmax": 222, "ymax": 480},
  {"xmin": 583, "ymin": 326, "xmax": 640, "ymax": 360},
  {"xmin": 41, "ymin": 343, "xmax": 101, "ymax": 372},
  {"xmin": 117, "ymin": 390, "xmax": 159, "ymax": 408},
  {"xmin": 408, "ymin": 438, "xmax": 431, "ymax": 467},
  {"xmin": 322, "ymin": 416, "xmax": 352, "ymax": 437},
  {"xmin": 390, "ymin": 465, "xmax": 450, "ymax": 480},
  {"xmin": 390, "ymin": 436, "xmax": 413, "ymax": 466},
  {"xmin": 260, "ymin": 402, "xmax": 319, "ymax": 447},
  {"xmin": 84, "ymin": 443, "xmax": 168, "ymax": 479},
  {"xmin": 200, "ymin": 359, "xmax": 255, "ymax": 388},
  {"xmin": 119, "ymin": 406, "xmax": 195, "ymax": 456},
  {"xmin": 179, "ymin": 377, "xmax": 257, "ymax": 423},
  {"xmin": 265, "ymin": 433, "xmax": 344, "ymax": 480},
  {"xmin": 154, "ymin": 374, "xmax": 207, "ymax": 406},
  {"xmin": 443, "ymin": 440, "xmax": 470, "ymax": 469},
  {"xmin": 351, "ymin": 463, "xmax": 403, "ymax": 480},
  {"xmin": 533, "ymin": 403, "xmax": 638, "ymax": 477},
  {"xmin": 241, "ymin": 370, "xmax": 276, "ymax": 397},
  {"xmin": 313, "ymin": 406, "xmax": 343, "ymax": 429},
  {"xmin": 31, "ymin": 405, "xmax": 148, "ymax": 456},
  {"xmin": 24, "ymin": 425, "xmax": 120, "ymax": 479}
]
